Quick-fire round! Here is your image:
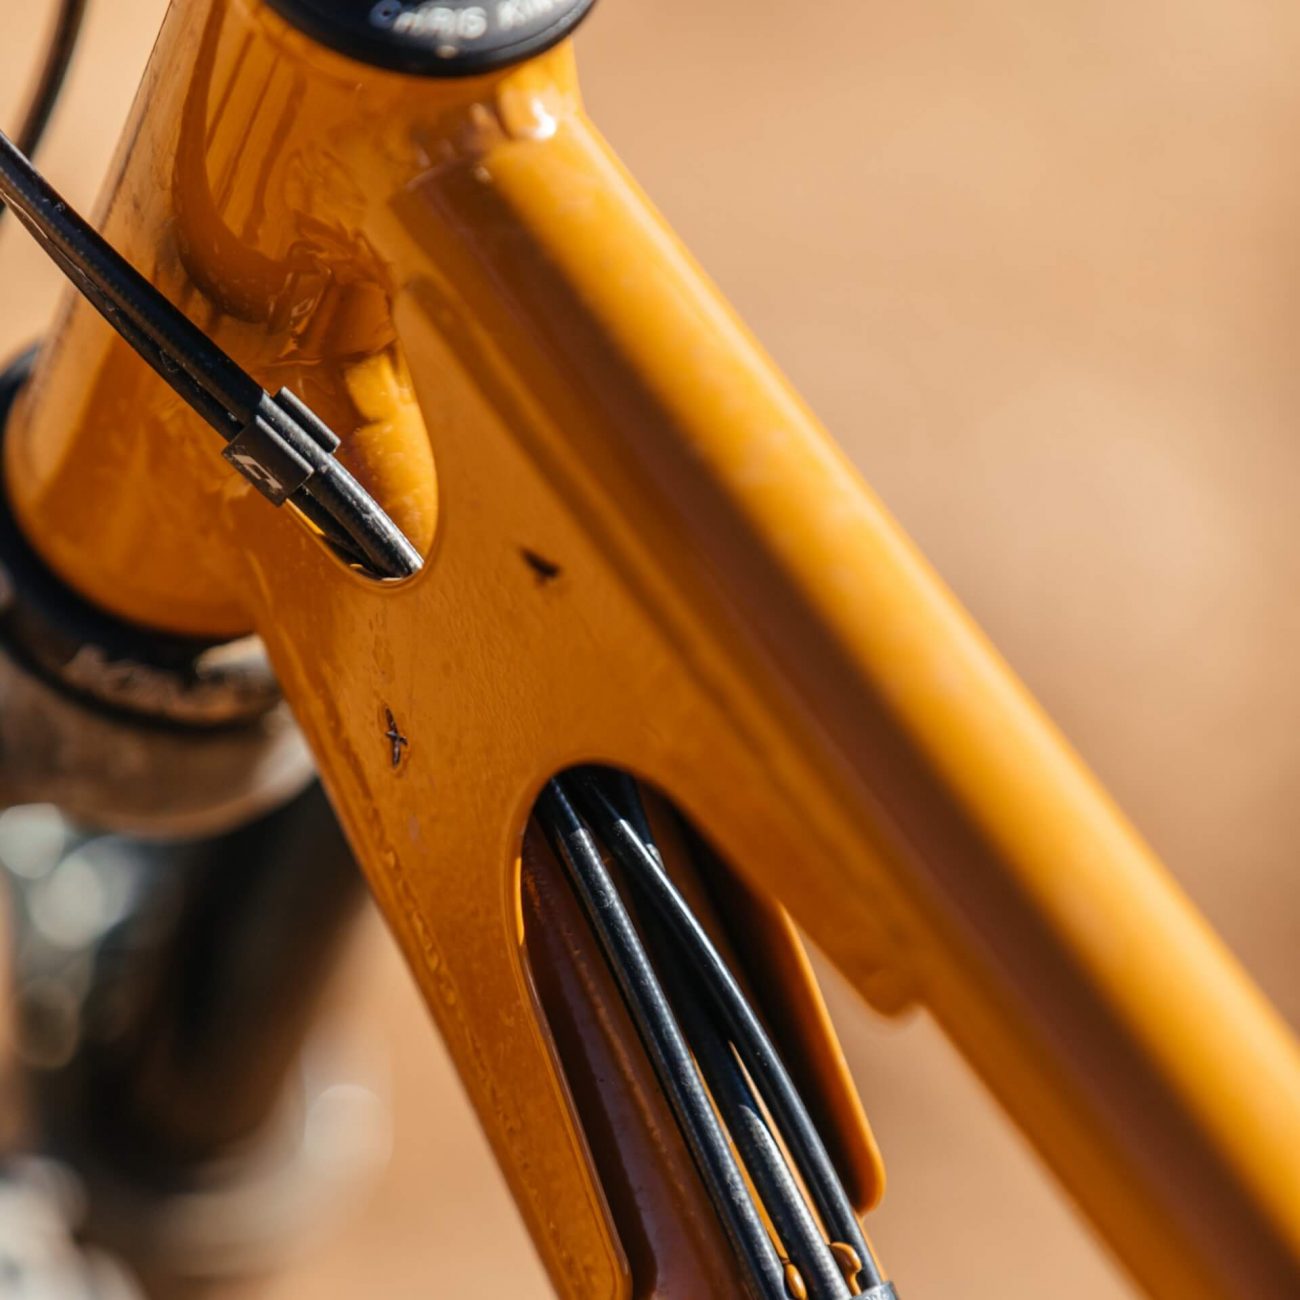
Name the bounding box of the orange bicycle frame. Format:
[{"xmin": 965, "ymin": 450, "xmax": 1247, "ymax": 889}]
[{"xmin": 5, "ymin": 2, "xmax": 1300, "ymax": 1295}]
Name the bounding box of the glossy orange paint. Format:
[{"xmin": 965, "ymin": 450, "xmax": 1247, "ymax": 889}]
[{"xmin": 5, "ymin": 2, "xmax": 1300, "ymax": 1296}]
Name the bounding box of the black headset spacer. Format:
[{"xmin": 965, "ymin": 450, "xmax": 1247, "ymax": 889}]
[{"xmin": 264, "ymin": 0, "xmax": 598, "ymax": 77}]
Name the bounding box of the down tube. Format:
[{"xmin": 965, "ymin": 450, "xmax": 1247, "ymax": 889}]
[{"xmin": 368, "ymin": 68, "xmax": 1300, "ymax": 1300}]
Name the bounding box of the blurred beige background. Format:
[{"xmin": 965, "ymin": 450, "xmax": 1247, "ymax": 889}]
[{"xmin": 6, "ymin": 2, "xmax": 1300, "ymax": 1296}]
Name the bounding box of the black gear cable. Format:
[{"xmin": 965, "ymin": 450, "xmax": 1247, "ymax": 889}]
[
  {"xmin": 3, "ymin": 8, "xmax": 900, "ymax": 1296},
  {"xmin": 0, "ymin": 1, "xmax": 420, "ymax": 579}
]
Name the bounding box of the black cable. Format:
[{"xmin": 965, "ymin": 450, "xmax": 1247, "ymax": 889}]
[
  {"xmin": 17, "ymin": 215, "xmax": 237, "ymax": 434},
  {"xmin": 296, "ymin": 453, "xmax": 422, "ymax": 577},
  {"xmin": 0, "ymin": 128, "xmax": 421, "ymax": 579},
  {"xmin": 638, "ymin": 887, "xmax": 852, "ymax": 1299},
  {"xmin": 0, "ymin": 129, "xmax": 263, "ymax": 428},
  {"xmin": 0, "ymin": 6, "xmax": 394, "ymax": 569},
  {"xmin": 604, "ymin": 768, "xmax": 850, "ymax": 1297},
  {"xmin": 570, "ymin": 769, "xmax": 888, "ymax": 1293},
  {"xmin": 5, "ymin": 236, "xmax": 366, "ymax": 569},
  {"xmin": 696, "ymin": 1028, "xmax": 851, "ymax": 1300},
  {"xmin": 537, "ymin": 779, "xmax": 788, "ymax": 1300}
]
